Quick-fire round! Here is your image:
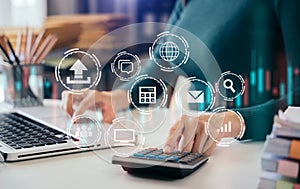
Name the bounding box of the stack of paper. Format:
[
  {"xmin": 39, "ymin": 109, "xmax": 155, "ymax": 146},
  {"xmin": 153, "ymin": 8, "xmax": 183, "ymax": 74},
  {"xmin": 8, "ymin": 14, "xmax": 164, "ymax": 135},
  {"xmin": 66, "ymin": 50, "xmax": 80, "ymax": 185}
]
[
  {"xmin": 46, "ymin": 14, "xmax": 129, "ymax": 49},
  {"xmin": 258, "ymin": 107, "xmax": 300, "ymax": 189}
]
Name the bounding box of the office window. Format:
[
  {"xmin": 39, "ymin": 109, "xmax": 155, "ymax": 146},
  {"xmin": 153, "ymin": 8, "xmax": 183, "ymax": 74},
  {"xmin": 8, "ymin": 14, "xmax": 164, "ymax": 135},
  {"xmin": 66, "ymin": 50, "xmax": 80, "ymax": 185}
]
[{"xmin": 0, "ymin": 0, "xmax": 46, "ymax": 27}]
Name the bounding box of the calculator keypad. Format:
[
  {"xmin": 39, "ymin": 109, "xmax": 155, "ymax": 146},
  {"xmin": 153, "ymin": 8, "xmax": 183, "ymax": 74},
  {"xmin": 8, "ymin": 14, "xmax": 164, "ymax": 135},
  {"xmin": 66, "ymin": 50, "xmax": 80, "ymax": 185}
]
[{"xmin": 132, "ymin": 148, "xmax": 203, "ymax": 165}]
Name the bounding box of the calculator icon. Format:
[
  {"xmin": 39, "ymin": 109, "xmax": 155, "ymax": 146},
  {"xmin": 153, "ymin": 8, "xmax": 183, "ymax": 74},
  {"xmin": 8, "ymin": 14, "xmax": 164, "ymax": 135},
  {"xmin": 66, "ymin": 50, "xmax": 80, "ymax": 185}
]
[{"xmin": 139, "ymin": 86, "xmax": 156, "ymax": 104}]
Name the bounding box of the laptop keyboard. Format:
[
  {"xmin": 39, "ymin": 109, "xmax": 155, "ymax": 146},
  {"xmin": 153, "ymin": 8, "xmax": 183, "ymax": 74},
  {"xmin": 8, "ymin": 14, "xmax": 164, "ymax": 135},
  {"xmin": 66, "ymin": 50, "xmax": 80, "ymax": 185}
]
[{"xmin": 0, "ymin": 112, "xmax": 69, "ymax": 150}]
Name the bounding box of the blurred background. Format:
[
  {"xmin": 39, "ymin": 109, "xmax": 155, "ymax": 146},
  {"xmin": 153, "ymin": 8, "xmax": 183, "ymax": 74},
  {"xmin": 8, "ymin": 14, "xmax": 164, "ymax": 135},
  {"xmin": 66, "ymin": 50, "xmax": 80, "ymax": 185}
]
[
  {"xmin": 0, "ymin": 0, "xmax": 175, "ymax": 27},
  {"xmin": 0, "ymin": 0, "xmax": 176, "ymax": 99},
  {"xmin": 0, "ymin": 0, "xmax": 175, "ymax": 48}
]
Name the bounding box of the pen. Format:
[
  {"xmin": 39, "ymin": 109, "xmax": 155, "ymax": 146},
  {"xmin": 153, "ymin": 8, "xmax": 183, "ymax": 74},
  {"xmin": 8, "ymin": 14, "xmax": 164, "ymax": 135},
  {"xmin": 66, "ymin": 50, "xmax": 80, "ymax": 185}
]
[
  {"xmin": 0, "ymin": 42, "xmax": 12, "ymax": 63},
  {"xmin": 4, "ymin": 35, "xmax": 20, "ymax": 64}
]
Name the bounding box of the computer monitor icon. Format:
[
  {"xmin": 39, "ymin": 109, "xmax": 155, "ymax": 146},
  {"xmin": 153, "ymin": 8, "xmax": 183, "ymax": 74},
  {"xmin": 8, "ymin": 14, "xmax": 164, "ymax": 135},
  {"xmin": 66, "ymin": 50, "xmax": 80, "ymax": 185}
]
[{"xmin": 113, "ymin": 129, "xmax": 136, "ymax": 146}]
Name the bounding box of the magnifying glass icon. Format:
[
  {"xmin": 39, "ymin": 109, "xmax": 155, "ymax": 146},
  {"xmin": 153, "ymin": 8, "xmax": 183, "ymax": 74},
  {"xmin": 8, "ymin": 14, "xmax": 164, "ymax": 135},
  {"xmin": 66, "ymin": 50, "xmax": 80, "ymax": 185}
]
[{"xmin": 223, "ymin": 79, "xmax": 236, "ymax": 93}]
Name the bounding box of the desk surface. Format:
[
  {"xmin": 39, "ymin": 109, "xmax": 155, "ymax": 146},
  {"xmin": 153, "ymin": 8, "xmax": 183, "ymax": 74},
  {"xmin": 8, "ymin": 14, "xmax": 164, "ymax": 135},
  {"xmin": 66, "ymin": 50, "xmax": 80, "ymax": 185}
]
[{"xmin": 0, "ymin": 100, "xmax": 263, "ymax": 189}]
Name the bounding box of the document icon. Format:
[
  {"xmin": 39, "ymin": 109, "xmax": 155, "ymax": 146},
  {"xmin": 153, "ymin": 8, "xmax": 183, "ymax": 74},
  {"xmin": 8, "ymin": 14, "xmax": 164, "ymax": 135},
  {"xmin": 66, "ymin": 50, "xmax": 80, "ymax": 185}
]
[{"xmin": 187, "ymin": 90, "xmax": 204, "ymax": 103}]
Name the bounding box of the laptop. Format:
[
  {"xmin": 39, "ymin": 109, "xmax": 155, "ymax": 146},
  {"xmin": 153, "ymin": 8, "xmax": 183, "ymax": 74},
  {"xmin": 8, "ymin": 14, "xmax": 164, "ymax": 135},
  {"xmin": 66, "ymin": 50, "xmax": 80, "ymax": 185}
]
[{"xmin": 0, "ymin": 105, "xmax": 115, "ymax": 162}]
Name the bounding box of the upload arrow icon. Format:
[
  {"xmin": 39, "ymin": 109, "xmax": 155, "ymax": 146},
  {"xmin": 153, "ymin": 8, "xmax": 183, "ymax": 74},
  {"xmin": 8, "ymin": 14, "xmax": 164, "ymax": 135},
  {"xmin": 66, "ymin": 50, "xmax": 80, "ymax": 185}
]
[
  {"xmin": 55, "ymin": 48, "xmax": 101, "ymax": 93},
  {"xmin": 66, "ymin": 59, "xmax": 91, "ymax": 84}
]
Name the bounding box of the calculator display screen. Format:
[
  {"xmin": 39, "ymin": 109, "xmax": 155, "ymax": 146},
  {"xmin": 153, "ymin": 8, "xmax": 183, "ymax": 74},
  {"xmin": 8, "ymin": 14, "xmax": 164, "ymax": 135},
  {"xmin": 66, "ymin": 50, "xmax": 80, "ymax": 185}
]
[{"xmin": 141, "ymin": 88, "xmax": 154, "ymax": 92}]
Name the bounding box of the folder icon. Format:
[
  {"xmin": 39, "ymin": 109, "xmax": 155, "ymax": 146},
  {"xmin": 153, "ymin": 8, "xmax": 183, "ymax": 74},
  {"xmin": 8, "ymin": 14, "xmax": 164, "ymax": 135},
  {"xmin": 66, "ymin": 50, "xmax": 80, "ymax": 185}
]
[{"xmin": 187, "ymin": 90, "xmax": 204, "ymax": 103}]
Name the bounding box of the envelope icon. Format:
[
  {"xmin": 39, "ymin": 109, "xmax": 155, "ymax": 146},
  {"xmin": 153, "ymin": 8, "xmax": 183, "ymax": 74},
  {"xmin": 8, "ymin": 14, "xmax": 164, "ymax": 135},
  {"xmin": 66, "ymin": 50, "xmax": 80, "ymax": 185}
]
[{"xmin": 187, "ymin": 90, "xmax": 204, "ymax": 103}]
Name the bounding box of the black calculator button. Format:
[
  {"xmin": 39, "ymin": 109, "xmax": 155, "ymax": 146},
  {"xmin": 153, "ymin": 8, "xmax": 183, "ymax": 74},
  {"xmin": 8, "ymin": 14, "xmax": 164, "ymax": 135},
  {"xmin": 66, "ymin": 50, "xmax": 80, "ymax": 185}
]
[
  {"xmin": 178, "ymin": 159, "xmax": 191, "ymax": 164},
  {"xmin": 179, "ymin": 157, "xmax": 193, "ymax": 163}
]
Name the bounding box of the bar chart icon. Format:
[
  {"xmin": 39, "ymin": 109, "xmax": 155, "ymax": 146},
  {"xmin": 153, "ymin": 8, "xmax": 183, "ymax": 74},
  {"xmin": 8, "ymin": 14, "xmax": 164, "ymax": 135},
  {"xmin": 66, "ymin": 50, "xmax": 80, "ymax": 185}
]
[{"xmin": 217, "ymin": 121, "xmax": 232, "ymax": 133}]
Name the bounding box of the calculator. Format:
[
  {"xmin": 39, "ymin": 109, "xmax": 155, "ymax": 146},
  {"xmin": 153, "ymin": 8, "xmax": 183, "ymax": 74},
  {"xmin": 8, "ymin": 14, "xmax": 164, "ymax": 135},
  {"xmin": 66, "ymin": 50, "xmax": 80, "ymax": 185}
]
[
  {"xmin": 112, "ymin": 148, "xmax": 208, "ymax": 179},
  {"xmin": 139, "ymin": 86, "xmax": 156, "ymax": 104}
]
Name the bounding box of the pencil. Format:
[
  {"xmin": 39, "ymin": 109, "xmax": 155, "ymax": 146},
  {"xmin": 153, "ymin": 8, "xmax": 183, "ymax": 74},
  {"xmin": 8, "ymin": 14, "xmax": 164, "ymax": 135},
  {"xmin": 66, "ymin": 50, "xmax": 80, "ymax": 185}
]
[
  {"xmin": 0, "ymin": 29, "xmax": 57, "ymax": 65},
  {"xmin": 29, "ymin": 29, "xmax": 45, "ymax": 63},
  {"xmin": 36, "ymin": 35, "xmax": 58, "ymax": 63},
  {"xmin": 0, "ymin": 35, "xmax": 9, "ymax": 55},
  {"xmin": 31, "ymin": 34, "xmax": 53, "ymax": 63},
  {"xmin": 15, "ymin": 31, "xmax": 23, "ymax": 58},
  {"xmin": 25, "ymin": 28, "xmax": 33, "ymax": 64}
]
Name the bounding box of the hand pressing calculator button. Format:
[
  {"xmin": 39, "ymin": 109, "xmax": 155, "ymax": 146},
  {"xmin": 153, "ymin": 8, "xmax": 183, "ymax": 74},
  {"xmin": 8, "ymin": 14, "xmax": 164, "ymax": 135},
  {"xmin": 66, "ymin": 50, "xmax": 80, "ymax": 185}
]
[{"xmin": 112, "ymin": 148, "xmax": 208, "ymax": 179}]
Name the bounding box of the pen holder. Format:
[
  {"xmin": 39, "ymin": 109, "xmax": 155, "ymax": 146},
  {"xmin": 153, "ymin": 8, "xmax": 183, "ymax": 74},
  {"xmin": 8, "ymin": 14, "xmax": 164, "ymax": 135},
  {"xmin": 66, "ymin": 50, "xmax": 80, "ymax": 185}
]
[{"xmin": 1, "ymin": 62, "xmax": 44, "ymax": 107}]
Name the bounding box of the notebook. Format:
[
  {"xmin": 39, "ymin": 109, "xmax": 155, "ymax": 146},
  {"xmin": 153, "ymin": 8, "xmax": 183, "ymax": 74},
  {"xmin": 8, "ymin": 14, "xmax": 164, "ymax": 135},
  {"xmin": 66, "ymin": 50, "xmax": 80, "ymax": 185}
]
[{"xmin": 0, "ymin": 105, "xmax": 118, "ymax": 162}]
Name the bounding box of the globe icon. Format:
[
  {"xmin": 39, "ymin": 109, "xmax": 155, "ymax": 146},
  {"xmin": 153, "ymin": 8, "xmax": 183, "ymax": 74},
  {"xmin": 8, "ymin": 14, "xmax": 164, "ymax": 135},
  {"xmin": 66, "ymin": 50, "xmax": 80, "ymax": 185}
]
[{"xmin": 159, "ymin": 41, "xmax": 180, "ymax": 62}]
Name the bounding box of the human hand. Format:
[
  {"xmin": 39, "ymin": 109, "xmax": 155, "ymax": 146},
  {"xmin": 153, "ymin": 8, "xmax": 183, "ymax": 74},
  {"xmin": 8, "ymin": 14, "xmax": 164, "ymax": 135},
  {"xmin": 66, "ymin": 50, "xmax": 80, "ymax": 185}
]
[
  {"xmin": 164, "ymin": 112, "xmax": 245, "ymax": 156},
  {"xmin": 61, "ymin": 89, "xmax": 129, "ymax": 123}
]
